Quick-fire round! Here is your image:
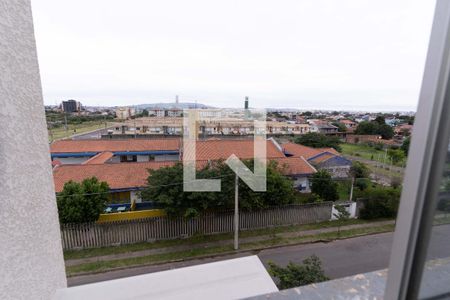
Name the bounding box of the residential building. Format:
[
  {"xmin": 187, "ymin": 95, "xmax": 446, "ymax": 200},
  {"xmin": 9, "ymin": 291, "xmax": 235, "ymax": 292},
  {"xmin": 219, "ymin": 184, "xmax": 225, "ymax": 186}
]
[
  {"xmin": 115, "ymin": 106, "xmax": 136, "ymax": 119},
  {"xmin": 109, "ymin": 117, "xmax": 311, "ymax": 137},
  {"xmin": 282, "ymin": 142, "xmax": 351, "ymax": 178},
  {"xmin": 395, "ymin": 124, "xmax": 414, "ymax": 137},
  {"xmin": 61, "ymin": 99, "xmax": 81, "ymax": 113},
  {"xmin": 340, "ymin": 119, "xmax": 357, "ymax": 131},
  {"xmin": 166, "ymin": 109, "xmax": 182, "ymax": 117},
  {"xmin": 50, "ymin": 139, "xmax": 181, "ymax": 164},
  {"xmin": 51, "ymin": 138, "xmax": 318, "ymax": 200},
  {"xmin": 53, "ymin": 161, "xmax": 176, "ymax": 203},
  {"xmin": 309, "ymin": 123, "xmax": 339, "ymax": 134},
  {"xmin": 156, "ymin": 109, "xmax": 165, "ymax": 117}
]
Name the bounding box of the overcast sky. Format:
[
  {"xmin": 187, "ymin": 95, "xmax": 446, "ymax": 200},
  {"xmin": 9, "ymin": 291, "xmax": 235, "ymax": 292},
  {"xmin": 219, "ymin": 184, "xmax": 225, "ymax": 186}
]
[{"xmin": 32, "ymin": 0, "xmax": 435, "ymax": 111}]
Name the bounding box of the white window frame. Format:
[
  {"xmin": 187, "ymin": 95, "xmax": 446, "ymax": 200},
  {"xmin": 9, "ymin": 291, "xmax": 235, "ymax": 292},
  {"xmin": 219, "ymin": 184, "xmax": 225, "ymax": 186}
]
[{"xmin": 385, "ymin": 1, "xmax": 450, "ymax": 298}]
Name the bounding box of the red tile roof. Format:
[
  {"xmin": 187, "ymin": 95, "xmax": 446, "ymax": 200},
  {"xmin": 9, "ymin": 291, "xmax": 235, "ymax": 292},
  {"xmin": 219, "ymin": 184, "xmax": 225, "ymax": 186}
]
[
  {"xmin": 189, "ymin": 140, "xmax": 285, "ymax": 161},
  {"xmin": 273, "ymin": 157, "xmax": 316, "ymax": 175},
  {"xmin": 53, "ymin": 157, "xmax": 314, "ymax": 192},
  {"xmin": 318, "ymin": 147, "xmax": 340, "ymax": 156},
  {"xmin": 53, "ymin": 161, "xmax": 177, "ymax": 192},
  {"xmin": 82, "ymin": 151, "xmax": 114, "ymax": 165},
  {"xmin": 308, "ymin": 153, "xmax": 336, "ymax": 164},
  {"xmin": 50, "ymin": 139, "xmax": 181, "ymax": 153},
  {"xmin": 282, "ymin": 142, "xmax": 339, "ymax": 159},
  {"xmin": 51, "ymin": 159, "xmax": 62, "ymax": 167}
]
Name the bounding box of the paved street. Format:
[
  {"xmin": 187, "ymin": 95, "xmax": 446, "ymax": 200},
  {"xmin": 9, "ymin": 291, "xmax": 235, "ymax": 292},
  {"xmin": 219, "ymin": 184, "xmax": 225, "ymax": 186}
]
[
  {"xmin": 71, "ymin": 127, "xmax": 112, "ymax": 140},
  {"xmin": 67, "ymin": 224, "xmax": 450, "ymax": 287}
]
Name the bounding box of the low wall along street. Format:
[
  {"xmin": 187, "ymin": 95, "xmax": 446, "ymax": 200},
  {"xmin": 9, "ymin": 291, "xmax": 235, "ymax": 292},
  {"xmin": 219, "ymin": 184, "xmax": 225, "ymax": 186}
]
[{"xmin": 61, "ymin": 202, "xmax": 333, "ymax": 250}]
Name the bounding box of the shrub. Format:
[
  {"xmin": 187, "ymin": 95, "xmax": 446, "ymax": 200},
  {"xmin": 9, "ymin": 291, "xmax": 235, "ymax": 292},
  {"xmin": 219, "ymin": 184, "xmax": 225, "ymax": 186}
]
[
  {"xmin": 388, "ymin": 149, "xmax": 405, "ymax": 165},
  {"xmin": 295, "ymin": 133, "xmax": 341, "ymax": 152},
  {"xmin": 310, "ymin": 170, "xmax": 339, "ymax": 202},
  {"xmin": 391, "ymin": 177, "xmax": 402, "ymax": 189},
  {"xmin": 359, "ymin": 187, "xmax": 400, "ymax": 219},
  {"xmin": 355, "ymin": 178, "xmax": 370, "ymax": 191},
  {"xmin": 437, "ymin": 198, "xmax": 450, "ymax": 213},
  {"xmin": 296, "ymin": 193, "xmax": 322, "ymax": 204},
  {"xmin": 350, "ymin": 161, "xmax": 370, "ymax": 179},
  {"xmin": 268, "ymin": 255, "xmax": 329, "ymax": 289},
  {"xmin": 57, "ymin": 177, "xmax": 109, "ymax": 224},
  {"xmin": 374, "ymin": 143, "xmax": 384, "ymax": 151}
]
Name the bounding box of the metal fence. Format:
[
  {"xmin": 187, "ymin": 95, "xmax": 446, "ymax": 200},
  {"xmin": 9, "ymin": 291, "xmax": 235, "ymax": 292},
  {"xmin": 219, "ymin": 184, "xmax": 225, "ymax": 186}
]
[{"xmin": 61, "ymin": 202, "xmax": 333, "ymax": 250}]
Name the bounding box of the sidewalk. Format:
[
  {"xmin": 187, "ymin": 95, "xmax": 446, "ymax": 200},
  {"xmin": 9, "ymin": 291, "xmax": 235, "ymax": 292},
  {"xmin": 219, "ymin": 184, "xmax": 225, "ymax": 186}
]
[{"xmin": 65, "ymin": 220, "xmax": 394, "ymax": 267}]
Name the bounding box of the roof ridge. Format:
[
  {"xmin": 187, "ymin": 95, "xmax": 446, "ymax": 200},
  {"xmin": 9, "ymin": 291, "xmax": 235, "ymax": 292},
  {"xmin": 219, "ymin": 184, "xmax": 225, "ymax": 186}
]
[{"xmin": 299, "ymin": 156, "xmax": 318, "ymax": 173}]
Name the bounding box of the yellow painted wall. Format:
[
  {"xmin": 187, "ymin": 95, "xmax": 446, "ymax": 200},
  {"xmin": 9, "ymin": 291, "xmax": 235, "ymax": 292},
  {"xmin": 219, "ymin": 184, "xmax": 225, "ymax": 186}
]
[
  {"xmin": 107, "ymin": 191, "xmax": 131, "ymax": 203},
  {"xmin": 97, "ymin": 209, "xmax": 166, "ymax": 223}
]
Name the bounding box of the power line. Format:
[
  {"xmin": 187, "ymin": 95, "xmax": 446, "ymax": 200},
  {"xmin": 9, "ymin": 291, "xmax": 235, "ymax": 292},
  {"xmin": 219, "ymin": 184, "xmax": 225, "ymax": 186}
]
[
  {"xmin": 55, "ymin": 176, "xmax": 374, "ymax": 198},
  {"xmin": 55, "ymin": 173, "xmax": 237, "ymax": 198}
]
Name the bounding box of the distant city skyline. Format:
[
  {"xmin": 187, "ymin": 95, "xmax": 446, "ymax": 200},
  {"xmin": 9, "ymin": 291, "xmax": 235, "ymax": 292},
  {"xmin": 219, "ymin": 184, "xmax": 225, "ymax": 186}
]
[{"xmin": 32, "ymin": 0, "xmax": 435, "ymax": 111}]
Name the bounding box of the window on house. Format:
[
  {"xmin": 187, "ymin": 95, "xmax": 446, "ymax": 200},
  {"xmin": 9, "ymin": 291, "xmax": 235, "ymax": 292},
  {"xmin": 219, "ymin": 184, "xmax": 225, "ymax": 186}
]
[{"xmin": 120, "ymin": 155, "xmax": 137, "ymax": 162}]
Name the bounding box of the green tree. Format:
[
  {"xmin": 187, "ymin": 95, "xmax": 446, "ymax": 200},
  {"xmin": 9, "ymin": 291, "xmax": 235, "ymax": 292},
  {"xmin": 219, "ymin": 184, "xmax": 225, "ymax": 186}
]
[
  {"xmin": 57, "ymin": 177, "xmax": 109, "ymax": 224},
  {"xmin": 374, "ymin": 115, "xmax": 386, "ymax": 125},
  {"xmin": 142, "ymin": 109, "xmax": 149, "ymax": 117},
  {"xmin": 355, "ymin": 121, "xmax": 393, "ymax": 139},
  {"xmin": 268, "ymin": 255, "xmax": 329, "ymax": 289},
  {"xmin": 310, "ymin": 170, "xmax": 338, "ymax": 201},
  {"xmin": 332, "ymin": 122, "xmax": 347, "ymax": 132},
  {"xmin": 388, "ymin": 149, "xmax": 405, "ymax": 165},
  {"xmin": 378, "ymin": 124, "xmax": 394, "ymax": 139},
  {"xmin": 355, "ymin": 121, "xmax": 379, "ymax": 135},
  {"xmin": 350, "ymin": 161, "xmax": 370, "ymax": 179},
  {"xmin": 141, "ymin": 160, "xmax": 296, "ymax": 218},
  {"xmin": 401, "ymin": 137, "xmax": 411, "ymax": 155},
  {"xmin": 359, "ymin": 186, "xmax": 400, "ymax": 219},
  {"xmin": 349, "ymin": 161, "xmax": 370, "ymax": 195},
  {"xmin": 295, "ymin": 133, "xmax": 341, "ymax": 152}
]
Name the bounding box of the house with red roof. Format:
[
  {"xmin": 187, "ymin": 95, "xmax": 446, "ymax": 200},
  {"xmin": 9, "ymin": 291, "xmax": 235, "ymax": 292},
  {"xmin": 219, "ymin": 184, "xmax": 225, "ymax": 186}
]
[
  {"xmin": 51, "ymin": 138, "xmax": 318, "ymax": 203},
  {"xmin": 50, "ymin": 139, "xmax": 181, "ymax": 164},
  {"xmin": 281, "ymin": 142, "xmax": 352, "ymax": 178}
]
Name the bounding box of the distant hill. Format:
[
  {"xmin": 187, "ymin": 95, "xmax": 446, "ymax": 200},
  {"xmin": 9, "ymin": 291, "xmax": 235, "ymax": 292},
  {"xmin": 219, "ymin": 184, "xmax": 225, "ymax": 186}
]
[{"xmin": 135, "ymin": 102, "xmax": 213, "ymax": 110}]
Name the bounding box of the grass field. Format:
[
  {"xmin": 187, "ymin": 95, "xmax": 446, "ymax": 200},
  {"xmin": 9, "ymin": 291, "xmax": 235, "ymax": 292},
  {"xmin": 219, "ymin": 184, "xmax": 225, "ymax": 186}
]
[
  {"xmin": 48, "ymin": 121, "xmax": 114, "ymax": 142},
  {"xmin": 341, "ymin": 143, "xmax": 406, "ymax": 166},
  {"xmin": 367, "ymin": 164, "xmax": 403, "ymax": 181},
  {"xmin": 340, "ymin": 143, "xmax": 386, "ymax": 161}
]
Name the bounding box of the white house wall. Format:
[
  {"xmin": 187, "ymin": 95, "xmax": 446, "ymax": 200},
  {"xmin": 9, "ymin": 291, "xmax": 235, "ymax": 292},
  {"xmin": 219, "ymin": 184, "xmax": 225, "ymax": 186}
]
[
  {"xmin": 293, "ymin": 177, "xmax": 311, "ymax": 193},
  {"xmin": 154, "ymin": 154, "xmax": 180, "ymax": 162},
  {"xmin": 136, "ymin": 155, "xmax": 150, "ymax": 162},
  {"xmin": 130, "ymin": 190, "xmax": 142, "ymax": 203},
  {"xmin": 57, "ymin": 156, "xmax": 91, "ymax": 164},
  {"xmin": 331, "ymin": 202, "xmax": 357, "ymax": 220}
]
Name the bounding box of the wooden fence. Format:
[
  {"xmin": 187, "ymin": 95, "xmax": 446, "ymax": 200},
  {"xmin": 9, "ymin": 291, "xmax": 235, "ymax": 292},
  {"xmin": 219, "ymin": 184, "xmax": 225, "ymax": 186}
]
[{"xmin": 60, "ymin": 202, "xmax": 333, "ymax": 250}]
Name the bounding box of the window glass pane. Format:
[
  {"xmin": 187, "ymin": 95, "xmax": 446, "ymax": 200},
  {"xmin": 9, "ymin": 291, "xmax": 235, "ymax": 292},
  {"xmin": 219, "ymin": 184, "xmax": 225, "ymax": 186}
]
[{"xmin": 419, "ymin": 138, "xmax": 450, "ymax": 299}]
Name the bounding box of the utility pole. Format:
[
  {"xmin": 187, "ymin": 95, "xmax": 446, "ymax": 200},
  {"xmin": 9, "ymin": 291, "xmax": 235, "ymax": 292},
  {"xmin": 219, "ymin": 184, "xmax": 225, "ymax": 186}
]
[
  {"xmin": 349, "ymin": 177, "xmax": 354, "ymax": 202},
  {"xmin": 234, "ymin": 173, "xmax": 239, "ymax": 250},
  {"xmin": 64, "ymin": 112, "xmax": 68, "ymax": 137}
]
